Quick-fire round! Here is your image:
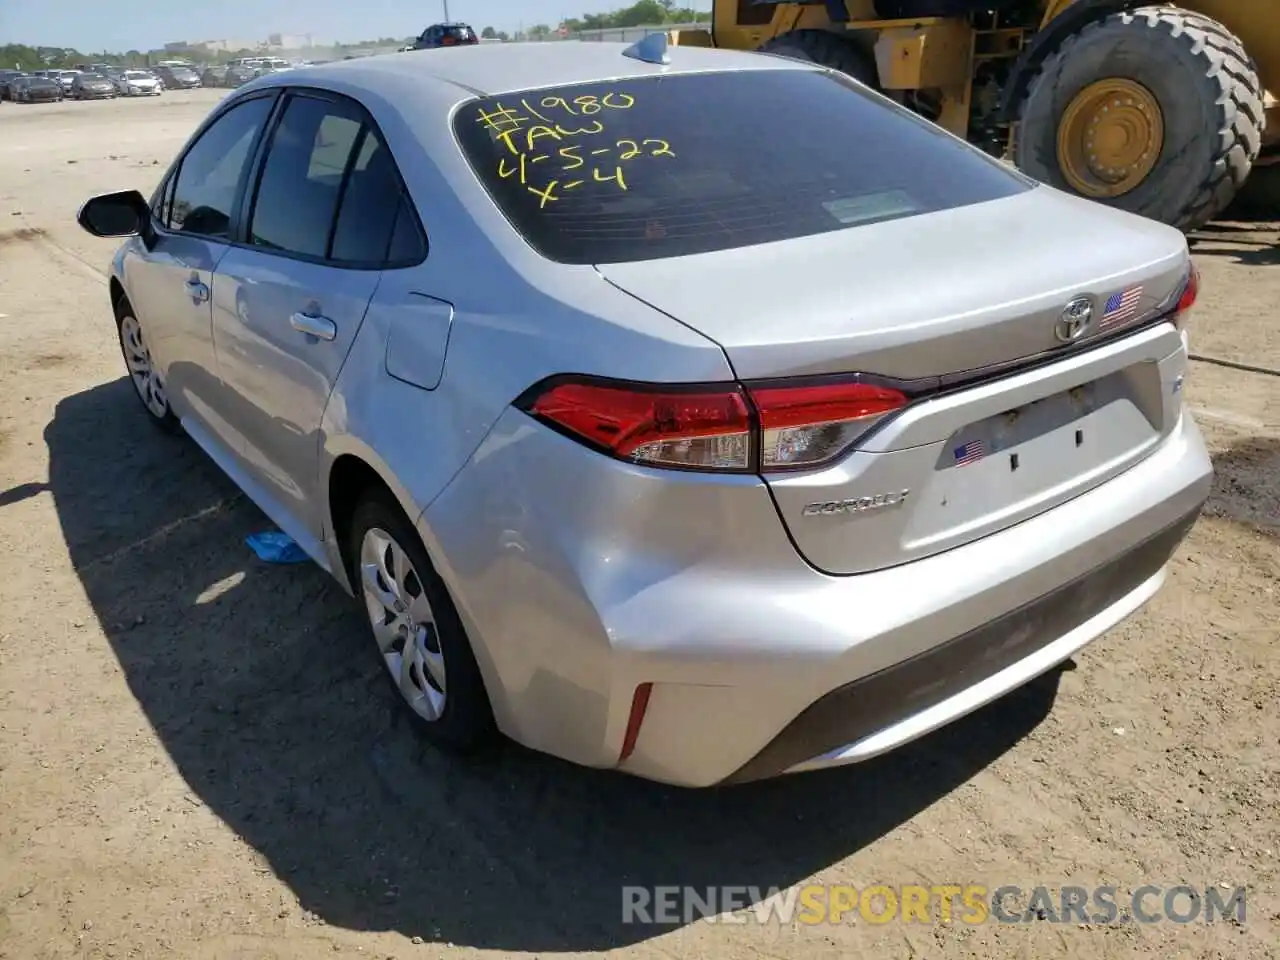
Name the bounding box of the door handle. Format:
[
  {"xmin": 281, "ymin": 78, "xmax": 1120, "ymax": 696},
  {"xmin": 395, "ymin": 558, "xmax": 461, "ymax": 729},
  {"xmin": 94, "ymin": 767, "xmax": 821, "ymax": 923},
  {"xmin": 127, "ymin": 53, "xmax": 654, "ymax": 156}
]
[
  {"xmin": 184, "ymin": 279, "xmax": 210, "ymax": 302},
  {"xmin": 289, "ymin": 312, "xmax": 337, "ymax": 341}
]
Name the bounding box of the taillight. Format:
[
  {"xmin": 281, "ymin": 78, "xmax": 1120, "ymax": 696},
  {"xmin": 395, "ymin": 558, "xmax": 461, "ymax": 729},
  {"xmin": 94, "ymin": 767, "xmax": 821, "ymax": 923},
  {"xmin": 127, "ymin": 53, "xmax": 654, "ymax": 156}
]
[
  {"xmin": 523, "ymin": 379, "xmax": 754, "ymax": 471},
  {"xmin": 1171, "ymin": 261, "xmax": 1199, "ymax": 328},
  {"xmin": 750, "ymin": 380, "xmax": 907, "ymax": 470},
  {"xmin": 518, "ymin": 375, "xmax": 909, "ymax": 473}
]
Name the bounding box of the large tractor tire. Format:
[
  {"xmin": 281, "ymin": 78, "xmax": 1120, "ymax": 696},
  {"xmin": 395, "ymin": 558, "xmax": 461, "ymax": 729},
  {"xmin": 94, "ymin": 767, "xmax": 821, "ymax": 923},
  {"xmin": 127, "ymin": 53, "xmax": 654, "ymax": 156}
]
[
  {"xmin": 757, "ymin": 29, "xmax": 878, "ymax": 88},
  {"xmin": 1016, "ymin": 6, "xmax": 1265, "ymax": 232}
]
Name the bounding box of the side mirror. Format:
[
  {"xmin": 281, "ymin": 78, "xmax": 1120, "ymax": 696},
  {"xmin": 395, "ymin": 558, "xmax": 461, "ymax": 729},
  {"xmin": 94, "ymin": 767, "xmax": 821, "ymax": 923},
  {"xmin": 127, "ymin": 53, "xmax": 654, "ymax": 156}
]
[{"xmin": 77, "ymin": 189, "xmax": 150, "ymax": 238}]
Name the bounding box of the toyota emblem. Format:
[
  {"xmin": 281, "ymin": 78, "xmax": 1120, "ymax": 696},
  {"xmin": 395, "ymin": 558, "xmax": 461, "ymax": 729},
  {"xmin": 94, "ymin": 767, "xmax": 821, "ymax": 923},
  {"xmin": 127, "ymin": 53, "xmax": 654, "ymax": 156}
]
[{"xmin": 1055, "ymin": 297, "xmax": 1093, "ymax": 343}]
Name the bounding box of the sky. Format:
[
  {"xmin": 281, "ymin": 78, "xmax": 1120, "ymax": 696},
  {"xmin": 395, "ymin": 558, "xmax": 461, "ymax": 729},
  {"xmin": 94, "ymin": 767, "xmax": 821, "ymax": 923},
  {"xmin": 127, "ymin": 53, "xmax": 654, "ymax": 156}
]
[{"xmin": 2, "ymin": 0, "xmax": 706, "ymax": 53}]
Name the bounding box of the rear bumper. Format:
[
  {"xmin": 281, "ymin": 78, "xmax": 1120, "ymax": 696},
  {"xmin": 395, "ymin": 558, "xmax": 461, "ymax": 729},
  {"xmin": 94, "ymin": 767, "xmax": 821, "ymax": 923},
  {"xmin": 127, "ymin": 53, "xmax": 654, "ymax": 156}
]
[
  {"xmin": 423, "ymin": 404, "xmax": 1211, "ymax": 788},
  {"xmin": 725, "ymin": 503, "xmax": 1197, "ymax": 783}
]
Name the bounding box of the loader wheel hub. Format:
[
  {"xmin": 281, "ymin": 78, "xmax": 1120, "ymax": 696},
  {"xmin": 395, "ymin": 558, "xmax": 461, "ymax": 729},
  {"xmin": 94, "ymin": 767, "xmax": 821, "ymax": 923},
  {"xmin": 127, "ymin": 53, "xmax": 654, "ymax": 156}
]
[{"xmin": 1057, "ymin": 79, "xmax": 1164, "ymax": 198}]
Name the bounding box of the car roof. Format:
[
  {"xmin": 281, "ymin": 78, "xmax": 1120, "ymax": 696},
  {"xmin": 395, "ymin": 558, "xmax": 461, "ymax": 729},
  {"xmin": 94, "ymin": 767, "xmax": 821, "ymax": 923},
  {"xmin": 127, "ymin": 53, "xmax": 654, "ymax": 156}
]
[{"xmin": 265, "ymin": 40, "xmax": 810, "ymax": 101}]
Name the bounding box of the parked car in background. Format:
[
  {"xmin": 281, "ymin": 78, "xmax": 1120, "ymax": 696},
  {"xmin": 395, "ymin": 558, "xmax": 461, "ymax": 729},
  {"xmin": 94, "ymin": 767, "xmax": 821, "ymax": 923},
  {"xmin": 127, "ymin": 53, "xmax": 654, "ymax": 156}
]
[
  {"xmin": 411, "ymin": 22, "xmax": 479, "ymax": 49},
  {"xmin": 224, "ymin": 62, "xmax": 260, "ymax": 87},
  {"xmin": 9, "ymin": 76, "xmax": 64, "ymax": 103},
  {"xmin": 254, "ymin": 57, "xmax": 293, "ymax": 75},
  {"xmin": 201, "ymin": 65, "xmax": 229, "ymax": 87},
  {"xmin": 52, "ymin": 70, "xmax": 81, "ymax": 95},
  {"xmin": 156, "ymin": 65, "xmax": 201, "ymax": 89},
  {"xmin": 0, "ymin": 70, "xmax": 32, "ymax": 101},
  {"xmin": 115, "ymin": 69, "xmax": 162, "ymax": 96},
  {"xmin": 71, "ymin": 72, "xmax": 116, "ymax": 100}
]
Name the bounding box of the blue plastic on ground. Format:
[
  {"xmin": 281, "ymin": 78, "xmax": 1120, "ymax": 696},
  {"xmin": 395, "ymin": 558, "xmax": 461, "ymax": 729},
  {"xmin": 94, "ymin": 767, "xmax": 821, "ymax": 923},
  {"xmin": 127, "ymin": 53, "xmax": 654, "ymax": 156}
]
[{"xmin": 245, "ymin": 530, "xmax": 309, "ymax": 564}]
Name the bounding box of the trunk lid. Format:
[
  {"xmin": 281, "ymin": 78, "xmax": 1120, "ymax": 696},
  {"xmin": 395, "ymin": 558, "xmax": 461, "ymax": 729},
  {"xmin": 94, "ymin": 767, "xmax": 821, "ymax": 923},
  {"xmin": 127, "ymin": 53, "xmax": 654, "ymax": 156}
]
[
  {"xmin": 595, "ymin": 186, "xmax": 1188, "ymax": 382},
  {"xmin": 597, "ymin": 187, "xmax": 1192, "ymax": 574}
]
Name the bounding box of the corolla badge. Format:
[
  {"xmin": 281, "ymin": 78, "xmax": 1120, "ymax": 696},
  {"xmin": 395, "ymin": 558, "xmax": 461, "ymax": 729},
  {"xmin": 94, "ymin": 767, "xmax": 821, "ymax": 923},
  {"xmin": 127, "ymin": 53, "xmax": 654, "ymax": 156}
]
[
  {"xmin": 1055, "ymin": 297, "xmax": 1094, "ymax": 343},
  {"xmin": 802, "ymin": 489, "xmax": 910, "ymax": 517}
]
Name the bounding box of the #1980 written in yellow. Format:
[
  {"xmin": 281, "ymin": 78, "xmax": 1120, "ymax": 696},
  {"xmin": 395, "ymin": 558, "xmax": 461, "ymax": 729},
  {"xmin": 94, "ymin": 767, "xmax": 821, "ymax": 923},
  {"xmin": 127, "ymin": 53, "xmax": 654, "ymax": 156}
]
[{"xmin": 476, "ymin": 92, "xmax": 676, "ymax": 206}]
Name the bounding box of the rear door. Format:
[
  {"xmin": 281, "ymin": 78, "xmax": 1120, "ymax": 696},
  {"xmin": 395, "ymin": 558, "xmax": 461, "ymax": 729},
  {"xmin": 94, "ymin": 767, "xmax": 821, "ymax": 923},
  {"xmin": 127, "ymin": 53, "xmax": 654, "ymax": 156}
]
[{"xmin": 210, "ymin": 89, "xmax": 424, "ymax": 543}]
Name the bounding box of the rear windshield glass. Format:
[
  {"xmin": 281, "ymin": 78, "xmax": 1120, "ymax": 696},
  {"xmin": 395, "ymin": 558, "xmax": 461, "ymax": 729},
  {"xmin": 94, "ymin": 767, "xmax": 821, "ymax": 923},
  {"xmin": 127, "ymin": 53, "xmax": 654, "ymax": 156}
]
[
  {"xmin": 446, "ymin": 25, "xmax": 476, "ymax": 39},
  {"xmin": 453, "ymin": 69, "xmax": 1032, "ymax": 265}
]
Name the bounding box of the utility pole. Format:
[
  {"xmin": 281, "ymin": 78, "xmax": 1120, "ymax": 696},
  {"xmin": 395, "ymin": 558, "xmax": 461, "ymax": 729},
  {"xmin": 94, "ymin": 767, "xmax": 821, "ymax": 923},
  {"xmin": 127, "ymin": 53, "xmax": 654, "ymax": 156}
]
[{"xmin": 442, "ymin": 1, "xmax": 450, "ymax": 21}]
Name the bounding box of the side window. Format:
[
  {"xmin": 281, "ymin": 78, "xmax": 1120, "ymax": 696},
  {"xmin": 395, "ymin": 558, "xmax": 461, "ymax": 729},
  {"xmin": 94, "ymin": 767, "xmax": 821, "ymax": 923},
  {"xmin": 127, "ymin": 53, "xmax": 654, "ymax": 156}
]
[
  {"xmin": 152, "ymin": 174, "xmax": 176, "ymax": 225},
  {"xmin": 329, "ymin": 128, "xmax": 425, "ymax": 265},
  {"xmin": 150, "ymin": 177, "xmax": 166, "ymax": 221},
  {"xmin": 169, "ymin": 96, "xmax": 274, "ymax": 239},
  {"xmin": 248, "ymin": 95, "xmax": 363, "ymax": 258},
  {"xmin": 386, "ymin": 201, "xmax": 428, "ymax": 264}
]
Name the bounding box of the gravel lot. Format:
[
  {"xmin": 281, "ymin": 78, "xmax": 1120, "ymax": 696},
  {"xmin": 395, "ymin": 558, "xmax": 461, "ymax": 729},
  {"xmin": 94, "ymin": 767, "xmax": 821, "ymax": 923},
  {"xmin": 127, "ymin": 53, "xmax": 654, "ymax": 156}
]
[{"xmin": 0, "ymin": 90, "xmax": 1277, "ymax": 960}]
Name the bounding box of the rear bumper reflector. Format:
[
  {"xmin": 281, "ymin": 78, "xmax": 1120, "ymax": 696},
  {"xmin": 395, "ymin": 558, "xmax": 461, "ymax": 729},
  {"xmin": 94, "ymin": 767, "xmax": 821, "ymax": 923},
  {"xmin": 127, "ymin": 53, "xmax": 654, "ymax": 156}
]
[{"xmin": 620, "ymin": 682, "xmax": 654, "ymax": 762}]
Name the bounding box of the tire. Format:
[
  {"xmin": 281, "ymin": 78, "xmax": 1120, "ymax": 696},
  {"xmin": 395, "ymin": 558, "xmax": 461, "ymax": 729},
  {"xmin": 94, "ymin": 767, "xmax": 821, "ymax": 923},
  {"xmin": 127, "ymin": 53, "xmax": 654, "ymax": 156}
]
[
  {"xmin": 1016, "ymin": 6, "xmax": 1265, "ymax": 232},
  {"xmin": 756, "ymin": 29, "xmax": 879, "ymax": 88},
  {"xmin": 114, "ymin": 296, "xmax": 181, "ymax": 433},
  {"xmin": 348, "ymin": 490, "xmax": 497, "ymax": 755}
]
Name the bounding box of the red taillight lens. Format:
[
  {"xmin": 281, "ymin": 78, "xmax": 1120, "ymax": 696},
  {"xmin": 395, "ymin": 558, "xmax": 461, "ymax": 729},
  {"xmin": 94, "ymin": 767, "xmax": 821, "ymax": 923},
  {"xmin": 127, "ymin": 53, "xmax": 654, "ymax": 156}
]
[
  {"xmin": 443, "ymin": 36, "xmax": 457, "ymax": 45},
  {"xmin": 747, "ymin": 381, "xmax": 908, "ymax": 470},
  {"xmin": 520, "ymin": 375, "xmax": 911, "ymax": 473},
  {"xmin": 525, "ymin": 379, "xmax": 754, "ymax": 471},
  {"xmin": 1172, "ymin": 261, "xmax": 1199, "ymax": 327}
]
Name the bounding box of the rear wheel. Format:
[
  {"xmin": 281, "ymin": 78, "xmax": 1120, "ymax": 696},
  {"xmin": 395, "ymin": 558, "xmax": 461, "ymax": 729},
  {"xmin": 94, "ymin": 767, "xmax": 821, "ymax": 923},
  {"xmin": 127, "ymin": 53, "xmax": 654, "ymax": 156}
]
[
  {"xmin": 756, "ymin": 29, "xmax": 878, "ymax": 88},
  {"xmin": 1016, "ymin": 6, "xmax": 1265, "ymax": 231},
  {"xmin": 348, "ymin": 491, "xmax": 496, "ymax": 755}
]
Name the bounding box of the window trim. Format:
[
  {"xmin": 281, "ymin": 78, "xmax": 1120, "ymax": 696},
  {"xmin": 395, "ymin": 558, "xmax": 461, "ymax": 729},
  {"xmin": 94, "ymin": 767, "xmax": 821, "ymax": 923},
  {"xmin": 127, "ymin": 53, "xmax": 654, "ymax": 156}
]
[{"xmin": 232, "ymin": 85, "xmax": 429, "ymax": 271}]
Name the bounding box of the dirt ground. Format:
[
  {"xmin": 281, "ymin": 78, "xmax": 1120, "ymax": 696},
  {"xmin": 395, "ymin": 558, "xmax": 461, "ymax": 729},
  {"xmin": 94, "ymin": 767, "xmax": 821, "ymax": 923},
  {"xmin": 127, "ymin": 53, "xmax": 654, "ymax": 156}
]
[{"xmin": 0, "ymin": 90, "xmax": 1277, "ymax": 960}]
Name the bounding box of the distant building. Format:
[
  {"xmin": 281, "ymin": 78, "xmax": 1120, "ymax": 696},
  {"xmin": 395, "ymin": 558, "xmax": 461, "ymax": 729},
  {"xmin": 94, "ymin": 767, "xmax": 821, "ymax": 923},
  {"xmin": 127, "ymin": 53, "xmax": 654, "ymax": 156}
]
[
  {"xmin": 267, "ymin": 33, "xmax": 316, "ymax": 49},
  {"xmin": 165, "ymin": 38, "xmax": 260, "ymax": 54}
]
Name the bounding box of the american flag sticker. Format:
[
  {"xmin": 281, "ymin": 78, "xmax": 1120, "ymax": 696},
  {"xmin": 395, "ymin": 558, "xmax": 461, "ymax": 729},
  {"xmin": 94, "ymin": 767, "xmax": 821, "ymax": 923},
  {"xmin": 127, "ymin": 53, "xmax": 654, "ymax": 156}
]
[
  {"xmin": 1099, "ymin": 285, "xmax": 1144, "ymax": 330},
  {"xmin": 953, "ymin": 439, "xmax": 986, "ymax": 466}
]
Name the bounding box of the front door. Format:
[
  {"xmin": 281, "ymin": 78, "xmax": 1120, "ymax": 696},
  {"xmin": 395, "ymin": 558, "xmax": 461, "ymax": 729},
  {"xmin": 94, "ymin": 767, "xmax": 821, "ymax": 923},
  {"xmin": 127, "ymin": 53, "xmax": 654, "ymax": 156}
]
[{"xmin": 123, "ymin": 93, "xmax": 276, "ymax": 434}]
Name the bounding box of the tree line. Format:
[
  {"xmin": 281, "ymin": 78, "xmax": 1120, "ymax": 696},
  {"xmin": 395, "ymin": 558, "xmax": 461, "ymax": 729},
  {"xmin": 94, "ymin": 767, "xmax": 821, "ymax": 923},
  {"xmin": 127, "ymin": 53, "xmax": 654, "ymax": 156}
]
[{"xmin": 482, "ymin": 0, "xmax": 707, "ymax": 41}]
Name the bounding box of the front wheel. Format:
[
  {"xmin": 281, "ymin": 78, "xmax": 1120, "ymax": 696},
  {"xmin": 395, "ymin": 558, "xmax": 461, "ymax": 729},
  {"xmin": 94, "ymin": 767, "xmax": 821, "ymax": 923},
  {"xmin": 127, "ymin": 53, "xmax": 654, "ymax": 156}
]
[
  {"xmin": 348, "ymin": 491, "xmax": 497, "ymax": 755},
  {"xmin": 115, "ymin": 297, "xmax": 180, "ymax": 432},
  {"xmin": 1016, "ymin": 5, "xmax": 1265, "ymax": 231}
]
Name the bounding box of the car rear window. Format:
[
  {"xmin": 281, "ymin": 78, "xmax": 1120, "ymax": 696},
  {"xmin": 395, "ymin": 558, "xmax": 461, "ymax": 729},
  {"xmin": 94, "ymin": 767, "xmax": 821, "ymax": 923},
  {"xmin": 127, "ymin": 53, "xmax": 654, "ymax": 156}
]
[
  {"xmin": 452, "ymin": 69, "xmax": 1033, "ymax": 265},
  {"xmin": 445, "ymin": 25, "xmax": 476, "ymax": 40}
]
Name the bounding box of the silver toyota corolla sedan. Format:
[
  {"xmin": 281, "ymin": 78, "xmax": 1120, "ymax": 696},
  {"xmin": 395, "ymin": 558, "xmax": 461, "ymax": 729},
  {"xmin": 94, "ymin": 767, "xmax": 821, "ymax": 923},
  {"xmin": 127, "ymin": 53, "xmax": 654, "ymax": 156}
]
[{"xmin": 77, "ymin": 39, "xmax": 1212, "ymax": 788}]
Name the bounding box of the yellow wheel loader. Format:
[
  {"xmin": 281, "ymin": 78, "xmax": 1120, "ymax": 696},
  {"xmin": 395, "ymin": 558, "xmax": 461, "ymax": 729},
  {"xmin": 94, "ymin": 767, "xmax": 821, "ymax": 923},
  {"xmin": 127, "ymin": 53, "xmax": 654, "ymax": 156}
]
[{"xmin": 669, "ymin": 1, "xmax": 1278, "ymax": 231}]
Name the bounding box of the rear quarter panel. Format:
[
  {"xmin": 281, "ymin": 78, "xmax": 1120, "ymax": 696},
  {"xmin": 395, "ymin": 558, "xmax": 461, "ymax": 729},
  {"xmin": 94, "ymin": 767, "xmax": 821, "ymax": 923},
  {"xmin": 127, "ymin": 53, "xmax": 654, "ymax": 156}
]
[{"xmin": 315, "ymin": 71, "xmax": 733, "ymax": 583}]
